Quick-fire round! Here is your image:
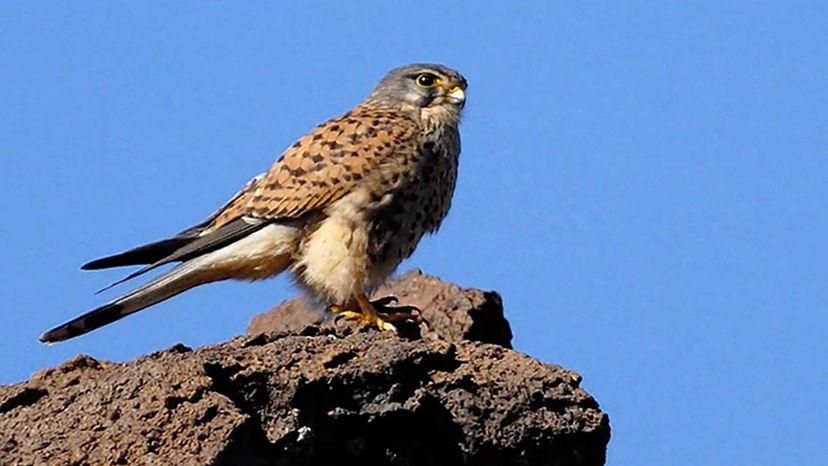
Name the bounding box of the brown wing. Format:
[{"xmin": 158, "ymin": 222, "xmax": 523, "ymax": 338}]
[{"xmin": 210, "ymin": 104, "xmax": 420, "ymax": 226}]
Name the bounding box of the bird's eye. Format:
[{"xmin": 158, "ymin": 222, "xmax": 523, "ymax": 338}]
[{"xmin": 415, "ymin": 73, "xmax": 440, "ymax": 88}]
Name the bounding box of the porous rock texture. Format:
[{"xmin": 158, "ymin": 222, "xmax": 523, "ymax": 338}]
[{"xmin": 0, "ymin": 270, "xmax": 610, "ymax": 466}]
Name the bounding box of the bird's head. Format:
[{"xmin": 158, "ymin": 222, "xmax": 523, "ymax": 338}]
[{"xmin": 368, "ymin": 64, "xmax": 467, "ymax": 118}]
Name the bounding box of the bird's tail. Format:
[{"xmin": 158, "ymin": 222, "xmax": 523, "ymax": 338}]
[{"xmin": 40, "ymin": 259, "xmax": 216, "ymax": 343}]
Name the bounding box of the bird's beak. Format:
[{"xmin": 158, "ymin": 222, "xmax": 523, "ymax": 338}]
[{"xmin": 447, "ymin": 85, "xmax": 466, "ymax": 108}]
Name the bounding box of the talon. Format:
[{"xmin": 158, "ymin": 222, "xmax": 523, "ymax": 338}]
[
  {"xmin": 328, "ymin": 295, "xmax": 421, "ymax": 332},
  {"xmin": 377, "ymin": 320, "xmax": 397, "ymax": 332},
  {"xmin": 371, "ymin": 296, "xmax": 399, "ymax": 307},
  {"xmin": 337, "ymin": 310, "xmax": 365, "ymax": 321},
  {"xmin": 329, "ymin": 304, "xmax": 362, "ymax": 322},
  {"xmin": 378, "ymin": 308, "xmax": 423, "ymax": 323},
  {"xmin": 370, "ymin": 296, "xmax": 423, "ymax": 323}
]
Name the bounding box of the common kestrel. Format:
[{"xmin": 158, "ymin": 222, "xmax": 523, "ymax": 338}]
[{"xmin": 41, "ymin": 63, "xmax": 467, "ymax": 342}]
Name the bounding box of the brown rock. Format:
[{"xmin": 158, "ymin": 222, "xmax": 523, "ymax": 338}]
[{"xmin": 1, "ymin": 272, "xmax": 610, "ymax": 466}]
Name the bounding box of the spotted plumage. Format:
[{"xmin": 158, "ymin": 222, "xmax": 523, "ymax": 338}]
[{"xmin": 41, "ymin": 63, "xmax": 467, "ymax": 342}]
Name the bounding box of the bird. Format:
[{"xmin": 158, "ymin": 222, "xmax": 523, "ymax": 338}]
[{"xmin": 40, "ymin": 63, "xmax": 468, "ymax": 343}]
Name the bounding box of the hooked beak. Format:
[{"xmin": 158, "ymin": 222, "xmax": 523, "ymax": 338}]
[{"xmin": 447, "ymin": 85, "xmax": 466, "ymax": 108}]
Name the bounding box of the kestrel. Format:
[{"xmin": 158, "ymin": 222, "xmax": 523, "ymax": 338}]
[{"xmin": 41, "ymin": 63, "xmax": 467, "ymax": 343}]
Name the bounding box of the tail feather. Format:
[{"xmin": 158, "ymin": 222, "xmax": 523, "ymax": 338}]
[
  {"xmin": 43, "ymin": 221, "xmax": 296, "ymax": 343},
  {"xmin": 40, "ymin": 260, "xmax": 210, "ymax": 343}
]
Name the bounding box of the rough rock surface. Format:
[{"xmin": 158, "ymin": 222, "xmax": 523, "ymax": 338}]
[{"xmin": 0, "ymin": 271, "xmax": 610, "ymax": 466}]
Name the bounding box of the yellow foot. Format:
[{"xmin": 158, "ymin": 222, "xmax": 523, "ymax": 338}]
[
  {"xmin": 329, "ymin": 303, "xmax": 397, "ymax": 332},
  {"xmin": 328, "ymin": 295, "xmax": 422, "ymax": 332}
]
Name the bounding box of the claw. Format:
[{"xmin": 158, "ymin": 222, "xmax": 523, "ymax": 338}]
[
  {"xmin": 371, "ymin": 296, "xmax": 399, "ymax": 307},
  {"xmin": 371, "ymin": 295, "xmax": 423, "ymax": 323},
  {"xmin": 327, "ymin": 295, "xmax": 422, "ymax": 332},
  {"xmin": 376, "ymin": 320, "xmax": 397, "ymax": 332},
  {"xmin": 333, "ymin": 310, "xmax": 364, "ymax": 322}
]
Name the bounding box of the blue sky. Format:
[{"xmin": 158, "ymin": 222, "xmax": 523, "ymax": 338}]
[{"xmin": 2, "ymin": 2, "xmax": 826, "ymax": 465}]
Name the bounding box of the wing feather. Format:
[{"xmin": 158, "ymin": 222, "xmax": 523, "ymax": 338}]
[
  {"xmin": 94, "ymin": 217, "xmax": 267, "ymax": 293},
  {"xmin": 82, "ymin": 173, "xmax": 264, "ymax": 270},
  {"xmin": 210, "ymin": 105, "xmax": 420, "ymax": 224}
]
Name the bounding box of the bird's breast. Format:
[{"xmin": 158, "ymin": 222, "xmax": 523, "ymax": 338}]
[{"xmin": 364, "ymin": 127, "xmax": 460, "ymax": 264}]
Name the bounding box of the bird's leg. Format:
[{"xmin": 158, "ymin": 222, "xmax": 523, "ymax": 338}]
[
  {"xmin": 329, "ymin": 294, "xmax": 422, "ymax": 332},
  {"xmin": 329, "ymin": 294, "xmax": 395, "ymax": 331}
]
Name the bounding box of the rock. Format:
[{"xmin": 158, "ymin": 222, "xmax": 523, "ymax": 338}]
[{"xmin": 0, "ymin": 272, "xmax": 610, "ymax": 466}]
